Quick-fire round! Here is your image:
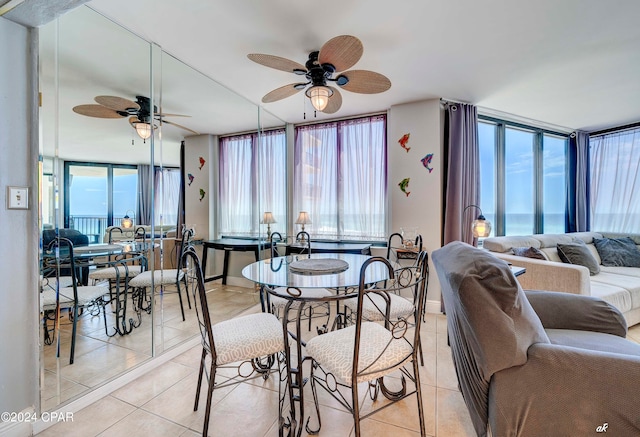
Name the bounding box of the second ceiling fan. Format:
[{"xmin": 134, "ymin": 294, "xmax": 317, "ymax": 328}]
[{"xmin": 248, "ymin": 35, "xmax": 391, "ymax": 114}]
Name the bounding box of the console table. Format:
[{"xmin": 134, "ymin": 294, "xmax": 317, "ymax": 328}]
[{"xmin": 201, "ymin": 238, "xmax": 275, "ymax": 284}]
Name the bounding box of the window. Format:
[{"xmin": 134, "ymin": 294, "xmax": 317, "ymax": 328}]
[
  {"xmin": 154, "ymin": 167, "xmax": 181, "ymax": 226},
  {"xmin": 590, "ymin": 127, "xmax": 640, "ymax": 232},
  {"xmin": 218, "ymin": 129, "xmax": 287, "ymax": 237},
  {"xmin": 478, "ymin": 117, "xmax": 568, "ymax": 236},
  {"xmin": 294, "ymin": 115, "xmax": 387, "ymax": 241},
  {"xmin": 64, "ymin": 162, "xmax": 138, "ymax": 242}
]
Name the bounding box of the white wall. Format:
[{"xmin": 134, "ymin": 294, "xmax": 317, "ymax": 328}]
[
  {"xmin": 388, "ymin": 99, "xmax": 444, "ymax": 307},
  {"xmin": 0, "ymin": 16, "xmax": 40, "ymax": 436}
]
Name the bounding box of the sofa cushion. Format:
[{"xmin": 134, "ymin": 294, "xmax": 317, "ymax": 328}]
[
  {"xmin": 482, "ymin": 236, "xmax": 542, "ymax": 253},
  {"xmin": 557, "ymin": 239, "xmax": 600, "ymax": 276},
  {"xmin": 589, "ymin": 282, "xmax": 633, "ymax": 313},
  {"xmin": 512, "ymin": 246, "xmax": 547, "ymax": 260},
  {"xmin": 594, "ymin": 237, "xmax": 640, "ymax": 268}
]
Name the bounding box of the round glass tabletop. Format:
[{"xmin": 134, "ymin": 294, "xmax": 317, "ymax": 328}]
[{"xmin": 241, "ymin": 253, "xmax": 392, "ymax": 289}]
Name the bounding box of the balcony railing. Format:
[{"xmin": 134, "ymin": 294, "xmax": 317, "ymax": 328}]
[{"xmin": 68, "ymin": 215, "xmax": 134, "ymax": 243}]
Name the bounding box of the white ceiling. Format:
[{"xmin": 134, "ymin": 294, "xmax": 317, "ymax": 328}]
[
  {"xmin": 85, "ymin": 0, "xmax": 640, "ymax": 133},
  {"xmin": 36, "ymin": 0, "xmax": 640, "ymax": 166}
]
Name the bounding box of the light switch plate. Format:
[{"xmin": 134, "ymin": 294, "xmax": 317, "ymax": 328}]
[{"xmin": 7, "ymin": 186, "xmax": 29, "ymax": 209}]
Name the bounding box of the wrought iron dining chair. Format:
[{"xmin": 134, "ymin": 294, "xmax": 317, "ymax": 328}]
[
  {"xmin": 386, "ymin": 231, "xmax": 423, "ymax": 263},
  {"xmin": 128, "ymin": 227, "xmax": 193, "ymax": 321},
  {"xmin": 269, "ymin": 231, "xmax": 285, "ymax": 258},
  {"xmin": 343, "ymin": 251, "xmax": 429, "ymax": 365},
  {"xmin": 88, "ymin": 226, "xmax": 146, "ymax": 299},
  {"xmin": 270, "ymin": 231, "xmax": 332, "ymax": 332},
  {"xmin": 42, "ymin": 237, "xmax": 110, "ymax": 364},
  {"xmin": 305, "ymin": 256, "xmax": 427, "ymax": 436},
  {"xmin": 181, "ymin": 246, "xmax": 286, "ymax": 437}
]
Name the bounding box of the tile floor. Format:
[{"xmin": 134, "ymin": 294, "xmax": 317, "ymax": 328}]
[{"xmin": 37, "ymin": 288, "xmax": 640, "ymax": 437}]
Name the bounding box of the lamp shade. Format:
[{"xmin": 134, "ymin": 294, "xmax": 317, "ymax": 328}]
[
  {"xmin": 295, "ymin": 211, "xmax": 311, "ymax": 225},
  {"xmin": 472, "ymin": 215, "xmax": 492, "ymax": 238},
  {"xmin": 121, "ymin": 211, "xmax": 134, "ymax": 229},
  {"xmin": 305, "ymin": 86, "xmax": 333, "ymax": 111},
  {"xmin": 135, "ymin": 122, "xmax": 153, "ymax": 140},
  {"xmin": 261, "ymin": 211, "xmax": 277, "ymax": 224}
]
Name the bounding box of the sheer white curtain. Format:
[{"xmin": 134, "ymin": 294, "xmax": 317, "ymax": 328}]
[
  {"xmin": 340, "ymin": 116, "xmax": 386, "ymax": 240},
  {"xmin": 154, "ymin": 168, "xmax": 181, "ymax": 226},
  {"xmin": 590, "ymin": 127, "xmax": 640, "ymax": 232},
  {"xmin": 219, "ymin": 130, "xmax": 287, "ymax": 237},
  {"xmin": 294, "ymin": 123, "xmax": 339, "ymax": 238},
  {"xmin": 257, "ymin": 129, "xmax": 287, "ymax": 235},
  {"xmin": 219, "ymin": 134, "xmax": 254, "ymax": 236},
  {"xmin": 294, "ymin": 115, "xmax": 386, "ymax": 240}
]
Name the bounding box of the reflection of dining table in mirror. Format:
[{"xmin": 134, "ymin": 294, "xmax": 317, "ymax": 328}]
[
  {"xmin": 242, "ymin": 253, "xmax": 393, "ymax": 436},
  {"xmin": 64, "ymin": 242, "xmax": 153, "ymax": 336}
]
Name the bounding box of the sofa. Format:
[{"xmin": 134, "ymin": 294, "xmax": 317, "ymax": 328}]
[
  {"xmin": 433, "ymin": 241, "xmax": 640, "ymax": 437},
  {"xmin": 483, "ymin": 231, "xmax": 640, "ymax": 326}
]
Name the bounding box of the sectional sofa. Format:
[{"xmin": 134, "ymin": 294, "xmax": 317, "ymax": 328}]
[{"xmin": 482, "ymin": 232, "xmax": 640, "ymax": 326}]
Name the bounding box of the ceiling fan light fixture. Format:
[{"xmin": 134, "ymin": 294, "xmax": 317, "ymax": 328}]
[
  {"xmin": 135, "ymin": 122, "xmax": 153, "ymax": 140},
  {"xmin": 306, "ymin": 85, "xmax": 333, "ymax": 111}
]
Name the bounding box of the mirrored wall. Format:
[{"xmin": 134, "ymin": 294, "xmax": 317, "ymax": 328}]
[{"xmin": 38, "ymin": 5, "xmax": 284, "ymax": 412}]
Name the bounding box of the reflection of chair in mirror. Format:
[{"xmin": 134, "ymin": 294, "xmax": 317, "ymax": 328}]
[
  {"xmin": 269, "ymin": 231, "xmax": 284, "ymax": 258},
  {"xmin": 88, "ymin": 226, "xmax": 146, "ymax": 299},
  {"xmin": 344, "ymin": 251, "xmax": 429, "ymax": 365},
  {"xmin": 181, "ymin": 246, "xmax": 286, "ymax": 437},
  {"xmin": 128, "ymin": 227, "xmax": 193, "ymax": 321},
  {"xmin": 272, "ymin": 231, "xmax": 332, "ymax": 332},
  {"xmin": 41, "ymin": 237, "xmax": 110, "ymax": 364},
  {"xmin": 306, "ymin": 256, "xmax": 427, "ymax": 436}
]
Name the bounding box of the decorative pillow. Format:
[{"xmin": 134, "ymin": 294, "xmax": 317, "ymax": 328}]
[
  {"xmin": 511, "ymin": 246, "xmax": 547, "ymax": 260},
  {"xmin": 557, "ymin": 239, "xmax": 600, "ymax": 275},
  {"xmin": 593, "ymin": 237, "xmax": 640, "ymax": 267}
]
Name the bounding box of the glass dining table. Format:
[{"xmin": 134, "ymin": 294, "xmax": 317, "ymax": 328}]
[{"xmin": 241, "ymin": 253, "xmax": 394, "ymax": 436}]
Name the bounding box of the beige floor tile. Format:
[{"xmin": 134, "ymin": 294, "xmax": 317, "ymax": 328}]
[
  {"xmin": 436, "ymin": 333, "xmax": 458, "ymax": 390},
  {"xmin": 96, "ymin": 409, "xmax": 189, "ymax": 437},
  {"xmin": 141, "ymin": 371, "xmax": 235, "ymax": 430},
  {"xmin": 191, "ymin": 381, "xmax": 281, "ymax": 436},
  {"xmin": 36, "ymin": 396, "xmax": 136, "ymax": 437},
  {"xmin": 111, "ymin": 360, "xmax": 194, "ymax": 406},
  {"xmin": 436, "ymin": 388, "xmax": 476, "ymax": 437}
]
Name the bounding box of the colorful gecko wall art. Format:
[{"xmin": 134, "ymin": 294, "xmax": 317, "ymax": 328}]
[
  {"xmin": 199, "ymin": 156, "xmax": 206, "ymax": 170},
  {"xmin": 187, "ymin": 173, "xmax": 195, "ymax": 186},
  {"xmin": 199, "ymin": 188, "xmax": 206, "ymax": 202}
]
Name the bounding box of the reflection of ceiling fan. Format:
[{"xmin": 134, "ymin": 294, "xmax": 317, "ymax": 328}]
[
  {"xmin": 72, "ymin": 95, "xmax": 199, "ymax": 139},
  {"xmin": 248, "ymin": 35, "xmax": 391, "ymax": 114}
]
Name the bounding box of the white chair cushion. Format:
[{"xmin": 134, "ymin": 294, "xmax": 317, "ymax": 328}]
[
  {"xmin": 40, "ymin": 276, "xmax": 73, "ymax": 291},
  {"xmin": 344, "ymin": 292, "xmax": 415, "ymax": 321},
  {"xmin": 41, "ymin": 289, "xmax": 75, "ymax": 311},
  {"xmin": 212, "ymin": 312, "xmax": 284, "ymax": 366},
  {"xmin": 306, "ymin": 322, "xmax": 413, "ymax": 385},
  {"xmin": 40, "ymin": 284, "xmax": 108, "ymax": 310},
  {"xmin": 89, "ymin": 265, "xmax": 143, "ymax": 280},
  {"xmin": 76, "ymin": 285, "xmax": 109, "ymax": 306},
  {"xmin": 270, "ymin": 287, "xmax": 332, "ymax": 309},
  {"xmin": 128, "ymin": 269, "xmax": 183, "ymax": 288}
]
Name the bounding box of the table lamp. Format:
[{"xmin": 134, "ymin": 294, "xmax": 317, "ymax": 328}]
[
  {"xmin": 121, "ymin": 210, "xmax": 134, "ymax": 229},
  {"xmin": 295, "ymin": 211, "xmax": 311, "ymax": 242},
  {"xmin": 261, "ymin": 212, "xmax": 277, "ymax": 239}
]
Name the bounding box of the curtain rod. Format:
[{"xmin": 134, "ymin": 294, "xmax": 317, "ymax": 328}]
[
  {"xmin": 294, "ymin": 110, "xmax": 387, "ymax": 128},
  {"xmin": 589, "ymin": 121, "xmax": 640, "ymax": 137}
]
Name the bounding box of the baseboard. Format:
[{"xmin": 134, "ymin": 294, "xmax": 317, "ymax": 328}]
[
  {"xmin": 0, "ymin": 408, "xmax": 34, "ymax": 437},
  {"xmin": 31, "ymin": 336, "xmax": 200, "ymax": 435}
]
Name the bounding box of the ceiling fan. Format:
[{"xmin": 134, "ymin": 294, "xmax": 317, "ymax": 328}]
[
  {"xmin": 72, "ymin": 95, "xmax": 199, "ymax": 139},
  {"xmin": 248, "ymin": 35, "xmax": 391, "ymax": 114}
]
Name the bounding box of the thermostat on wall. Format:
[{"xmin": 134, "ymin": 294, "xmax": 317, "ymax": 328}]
[{"xmin": 7, "ymin": 186, "xmax": 29, "ymax": 210}]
